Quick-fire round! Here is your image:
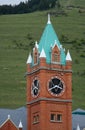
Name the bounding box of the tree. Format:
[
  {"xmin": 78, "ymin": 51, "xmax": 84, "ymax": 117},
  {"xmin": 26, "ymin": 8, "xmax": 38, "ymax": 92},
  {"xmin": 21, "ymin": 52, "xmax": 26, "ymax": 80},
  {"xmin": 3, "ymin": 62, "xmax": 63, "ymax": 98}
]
[{"xmin": 0, "ymin": 0, "xmax": 58, "ymax": 15}]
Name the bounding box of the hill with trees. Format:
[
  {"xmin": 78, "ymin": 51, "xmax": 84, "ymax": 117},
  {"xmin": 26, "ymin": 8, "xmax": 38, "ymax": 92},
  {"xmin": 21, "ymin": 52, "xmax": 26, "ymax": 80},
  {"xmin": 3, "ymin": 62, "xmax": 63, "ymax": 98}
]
[
  {"xmin": 0, "ymin": 0, "xmax": 58, "ymax": 14},
  {"xmin": 0, "ymin": 0, "xmax": 85, "ymax": 109}
]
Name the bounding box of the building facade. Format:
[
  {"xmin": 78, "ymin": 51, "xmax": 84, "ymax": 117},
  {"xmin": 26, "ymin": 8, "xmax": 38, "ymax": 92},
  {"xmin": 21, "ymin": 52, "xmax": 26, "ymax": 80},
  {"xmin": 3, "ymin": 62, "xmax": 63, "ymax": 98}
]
[{"xmin": 26, "ymin": 14, "xmax": 72, "ymax": 130}]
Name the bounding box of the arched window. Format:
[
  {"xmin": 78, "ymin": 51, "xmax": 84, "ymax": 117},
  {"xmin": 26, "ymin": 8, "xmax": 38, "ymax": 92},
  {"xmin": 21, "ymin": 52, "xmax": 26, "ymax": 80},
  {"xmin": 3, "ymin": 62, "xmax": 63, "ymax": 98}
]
[
  {"xmin": 52, "ymin": 52, "xmax": 59, "ymax": 62},
  {"xmin": 51, "ymin": 44, "xmax": 60, "ymax": 63}
]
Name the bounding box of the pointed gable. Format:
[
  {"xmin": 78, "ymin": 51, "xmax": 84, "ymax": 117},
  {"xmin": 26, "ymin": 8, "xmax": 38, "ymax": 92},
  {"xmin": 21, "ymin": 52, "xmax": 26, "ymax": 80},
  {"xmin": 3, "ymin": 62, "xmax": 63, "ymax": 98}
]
[
  {"xmin": 51, "ymin": 40, "xmax": 60, "ymax": 63},
  {"xmin": 27, "ymin": 14, "xmax": 67, "ymax": 66},
  {"xmin": 0, "ymin": 107, "xmax": 26, "ymax": 130},
  {"xmin": 0, "ymin": 116, "xmax": 18, "ymax": 130}
]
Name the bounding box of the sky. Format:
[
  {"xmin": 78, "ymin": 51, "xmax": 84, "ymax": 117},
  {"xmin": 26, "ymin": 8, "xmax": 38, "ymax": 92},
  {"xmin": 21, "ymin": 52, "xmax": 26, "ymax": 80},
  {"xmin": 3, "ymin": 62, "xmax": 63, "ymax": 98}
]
[{"xmin": 0, "ymin": 0, "xmax": 27, "ymax": 5}]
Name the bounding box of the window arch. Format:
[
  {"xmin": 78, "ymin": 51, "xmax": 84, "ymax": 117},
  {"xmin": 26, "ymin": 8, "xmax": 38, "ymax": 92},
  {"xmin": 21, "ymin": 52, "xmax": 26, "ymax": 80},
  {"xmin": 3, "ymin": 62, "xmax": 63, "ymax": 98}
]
[{"xmin": 51, "ymin": 44, "xmax": 60, "ymax": 63}]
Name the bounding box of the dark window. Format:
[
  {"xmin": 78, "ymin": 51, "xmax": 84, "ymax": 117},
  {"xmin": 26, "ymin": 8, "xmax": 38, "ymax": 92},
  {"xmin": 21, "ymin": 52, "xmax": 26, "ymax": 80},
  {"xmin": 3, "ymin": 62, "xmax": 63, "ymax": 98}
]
[
  {"xmin": 33, "ymin": 116, "xmax": 36, "ymax": 123},
  {"xmin": 57, "ymin": 114, "xmax": 62, "ymax": 122},
  {"xmin": 36, "ymin": 115, "xmax": 39, "ymax": 122},
  {"xmin": 50, "ymin": 114, "xmax": 56, "ymax": 121},
  {"xmin": 33, "ymin": 115, "xmax": 39, "ymax": 123}
]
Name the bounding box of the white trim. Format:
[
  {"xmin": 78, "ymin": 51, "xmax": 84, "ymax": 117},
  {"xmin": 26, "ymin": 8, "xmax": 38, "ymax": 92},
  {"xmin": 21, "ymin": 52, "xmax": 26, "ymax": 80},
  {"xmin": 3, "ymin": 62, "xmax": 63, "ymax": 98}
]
[
  {"xmin": 19, "ymin": 120, "xmax": 23, "ymax": 128},
  {"xmin": 47, "ymin": 14, "xmax": 51, "ymax": 24},
  {"xmin": 0, "ymin": 116, "xmax": 18, "ymax": 129},
  {"xmin": 26, "ymin": 53, "xmax": 32, "ymax": 64},
  {"xmin": 35, "ymin": 41, "xmax": 39, "ymax": 49},
  {"xmin": 76, "ymin": 124, "xmax": 80, "ymax": 130},
  {"xmin": 39, "ymin": 48, "xmax": 46, "ymax": 58},
  {"xmin": 66, "ymin": 50, "xmax": 72, "ymax": 61}
]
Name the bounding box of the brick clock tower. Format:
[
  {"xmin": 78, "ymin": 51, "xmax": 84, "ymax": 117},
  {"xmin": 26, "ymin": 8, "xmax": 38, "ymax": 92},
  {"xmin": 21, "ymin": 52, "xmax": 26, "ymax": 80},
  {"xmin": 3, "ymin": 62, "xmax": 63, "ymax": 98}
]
[{"xmin": 26, "ymin": 14, "xmax": 72, "ymax": 130}]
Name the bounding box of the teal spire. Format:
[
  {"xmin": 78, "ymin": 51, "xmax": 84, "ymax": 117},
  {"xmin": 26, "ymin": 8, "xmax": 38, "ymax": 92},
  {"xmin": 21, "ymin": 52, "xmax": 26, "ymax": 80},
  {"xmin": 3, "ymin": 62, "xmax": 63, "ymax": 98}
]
[{"xmin": 38, "ymin": 14, "xmax": 66, "ymax": 65}]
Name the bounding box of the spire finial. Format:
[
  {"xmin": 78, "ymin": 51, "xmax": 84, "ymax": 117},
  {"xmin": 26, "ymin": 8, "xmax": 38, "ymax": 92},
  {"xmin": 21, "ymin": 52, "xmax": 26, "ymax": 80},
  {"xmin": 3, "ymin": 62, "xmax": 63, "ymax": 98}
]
[
  {"xmin": 47, "ymin": 14, "xmax": 51, "ymax": 24},
  {"xmin": 19, "ymin": 120, "xmax": 23, "ymax": 128},
  {"xmin": 26, "ymin": 53, "xmax": 32, "ymax": 64},
  {"xmin": 35, "ymin": 41, "xmax": 38, "ymax": 49},
  {"xmin": 40, "ymin": 48, "xmax": 46, "ymax": 58},
  {"xmin": 76, "ymin": 124, "xmax": 80, "ymax": 130},
  {"xmin": 8, "ymin": 115, "xmax": 10, "ymax": 119},
  {"xmin": 66, "ymin": 50, "xmax": 72, "ymax": 61}
]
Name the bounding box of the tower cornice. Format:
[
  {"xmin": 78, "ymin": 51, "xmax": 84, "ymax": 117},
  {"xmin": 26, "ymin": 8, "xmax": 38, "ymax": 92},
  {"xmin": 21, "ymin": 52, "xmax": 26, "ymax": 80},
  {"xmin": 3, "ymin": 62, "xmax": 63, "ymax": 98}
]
[
  {"xmin": 26, "ymin": 66, "xmax": 72, "ymax": 76},
  {"xmin": 27, "ymin": 97, "xmax": 72, "ymax": 105}
]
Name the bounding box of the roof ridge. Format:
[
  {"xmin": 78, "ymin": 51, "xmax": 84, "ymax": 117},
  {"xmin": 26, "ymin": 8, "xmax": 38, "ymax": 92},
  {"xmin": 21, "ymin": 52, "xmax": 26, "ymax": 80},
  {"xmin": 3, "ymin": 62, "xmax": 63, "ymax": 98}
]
[{"xmin": 0, "ymin": 115, "xmax": 18, "ymax": 129}]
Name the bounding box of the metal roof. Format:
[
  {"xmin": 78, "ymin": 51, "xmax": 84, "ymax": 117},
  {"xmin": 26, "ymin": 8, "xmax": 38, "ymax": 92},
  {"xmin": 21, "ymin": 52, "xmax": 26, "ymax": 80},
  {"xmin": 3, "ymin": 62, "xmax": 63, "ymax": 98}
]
[
  {"xmin": 72, "ymin": 108, "xmax": 85, "ymax": 130},
  {"xmin": 0, "ymin": 106, "xmax": 85, "ymax": 130},
  {"xmin": 38, "ymin": 15, "xmax": 66, "ymax": 65},
  {"xmin": 0, "ymin": 107, "xmax": 85, "ymax": 130},
  {"xmin": 0, "ymin": 106, "xmax": 27, "ymax": 130},
  {"xmin": 72, "ymin": 108, "xmax": 85, "ymax": 115}
]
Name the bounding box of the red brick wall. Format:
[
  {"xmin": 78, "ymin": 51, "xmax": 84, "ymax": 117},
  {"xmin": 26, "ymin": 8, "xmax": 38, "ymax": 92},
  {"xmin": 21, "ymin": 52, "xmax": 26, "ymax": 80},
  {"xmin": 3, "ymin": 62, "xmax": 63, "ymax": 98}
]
[
  {"xmin": 27, "ymin": 59, "xmax": 72, "ymax": 130},
  {"xmin": 0, "ymin": 120, "xmax": 18, "ymax": 130}
]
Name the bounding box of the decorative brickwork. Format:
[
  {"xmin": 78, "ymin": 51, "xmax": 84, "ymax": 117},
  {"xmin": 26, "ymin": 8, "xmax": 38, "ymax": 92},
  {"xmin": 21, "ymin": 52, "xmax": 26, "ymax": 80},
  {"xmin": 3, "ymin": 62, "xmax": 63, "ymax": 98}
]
[{"xmin": 26, "ymin": 15, "xmax": 72, "ymax": 130}]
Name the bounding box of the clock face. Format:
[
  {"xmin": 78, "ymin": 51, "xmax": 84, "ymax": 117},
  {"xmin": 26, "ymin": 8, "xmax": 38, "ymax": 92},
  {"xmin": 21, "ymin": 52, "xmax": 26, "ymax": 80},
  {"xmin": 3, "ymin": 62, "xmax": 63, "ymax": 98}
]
[
  {"xmin": 48, "ymin": 77, "xmax": 64, "ymax": 96},
  {"xmin": 32, "ymin": 79, "xmax": 39, "ymax": 97}
]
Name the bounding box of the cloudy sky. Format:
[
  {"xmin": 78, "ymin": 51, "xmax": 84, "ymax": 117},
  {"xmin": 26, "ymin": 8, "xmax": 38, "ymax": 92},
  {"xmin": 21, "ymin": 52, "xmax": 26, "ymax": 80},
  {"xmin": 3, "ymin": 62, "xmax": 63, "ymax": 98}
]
[{"xmin": 0, "ymin": 0, "xmax": 27, "ymax": 5}]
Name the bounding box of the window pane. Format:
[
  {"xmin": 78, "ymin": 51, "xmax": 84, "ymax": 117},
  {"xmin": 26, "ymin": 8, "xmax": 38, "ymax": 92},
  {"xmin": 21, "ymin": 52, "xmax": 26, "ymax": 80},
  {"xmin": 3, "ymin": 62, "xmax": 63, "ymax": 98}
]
[
  {"xmin": 50, "ymin": 114, "xmax": 56, "ymax": 121},
  {"xmin": 33, "ymin": 115, "xmax": 39, "ymax": 123},
  {"xmin": 57, "ymin": 114, "xmax": 62, "ymax": 121}
]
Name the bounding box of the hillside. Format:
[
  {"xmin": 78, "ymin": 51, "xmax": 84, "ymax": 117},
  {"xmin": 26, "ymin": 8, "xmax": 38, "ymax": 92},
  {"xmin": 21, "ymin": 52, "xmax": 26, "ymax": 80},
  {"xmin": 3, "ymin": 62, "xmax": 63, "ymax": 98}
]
[
  {"xmin": 60, "ymin": 0, "xmax": 85, "ymax": 7},
  {"xmin": 0, "ymin": 1, "xmax": 85, "ymax": 109}
]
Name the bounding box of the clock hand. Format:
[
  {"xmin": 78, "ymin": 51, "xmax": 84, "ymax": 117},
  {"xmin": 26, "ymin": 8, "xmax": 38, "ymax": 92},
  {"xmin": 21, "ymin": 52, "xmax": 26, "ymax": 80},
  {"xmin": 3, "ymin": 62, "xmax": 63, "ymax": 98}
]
[
  {"xmin": 51, "ymin": 80, "xmax": 55, "ymax": 86},
  {"xmin": 49, "ymin": 80, "xmax": 55, "ymax": 90},
  {"xmin": 55, "ymin": 85, "xmax": 62, "ymax": 89},
  {"xmin": 58, "ymin": 81, "xmax": 61, "ymax": 86},
  {"xmin": 33, "ymin": 82, "xmax": 36, "ymax": 88},
  {"xmin": 57, "ymin": 81, "xmax": 62, "ymax": 89},
  {"xmin": 34, "ymin": 86, "xmax": 38, "ymax": 90},
  {"xmin": 49, "ymin": 85, "xmax": 62, "ymax": 90},
  {"xmin": 49, "ymin": 85, "xmax": 58, "ymax": 90},
  {"xmin": 33, "ymin": 86, "xmax": 38, "ymax": 91},
  {"xmin": 32, "ymin": 87, "xmax": 35, "ymax": 91}
]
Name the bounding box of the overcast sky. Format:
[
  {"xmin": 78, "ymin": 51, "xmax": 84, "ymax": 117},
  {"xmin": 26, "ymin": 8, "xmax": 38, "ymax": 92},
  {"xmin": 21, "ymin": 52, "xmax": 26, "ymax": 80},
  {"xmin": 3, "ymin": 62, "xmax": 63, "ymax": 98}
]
[{"xmin": 0, "ymin": 0, "xmax": 27, "ymax": 5}]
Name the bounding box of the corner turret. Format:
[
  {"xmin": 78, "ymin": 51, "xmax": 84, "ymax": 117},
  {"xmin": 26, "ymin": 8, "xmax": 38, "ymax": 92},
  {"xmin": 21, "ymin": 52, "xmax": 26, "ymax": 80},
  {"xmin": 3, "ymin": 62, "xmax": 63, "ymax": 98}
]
[
  {"xmin": 39, "ymin": 48, "xmax": 46, "ymax": 66},
  {"xmin": 66, "ymin": 50, "xmax": 72, "ymax": 69}
]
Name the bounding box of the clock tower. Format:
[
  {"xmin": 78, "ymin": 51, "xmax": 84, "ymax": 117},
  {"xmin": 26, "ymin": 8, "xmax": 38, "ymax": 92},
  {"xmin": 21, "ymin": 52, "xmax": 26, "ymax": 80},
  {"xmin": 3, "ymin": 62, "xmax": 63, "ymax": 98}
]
[{"xmin": 26, "ymin": 14, "xmax": 72, "ymax": 130}]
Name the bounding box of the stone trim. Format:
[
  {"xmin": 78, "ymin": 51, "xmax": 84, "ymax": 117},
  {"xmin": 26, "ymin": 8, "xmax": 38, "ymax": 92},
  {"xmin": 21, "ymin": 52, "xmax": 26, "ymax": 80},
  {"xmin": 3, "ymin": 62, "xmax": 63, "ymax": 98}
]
[
  {"xmin": 27, "ymin": 97, "xmax": 72, "ymax": 105},
  {"xmin": 26, "ymin": 67, "xmax": 72, "ymax": 76}
]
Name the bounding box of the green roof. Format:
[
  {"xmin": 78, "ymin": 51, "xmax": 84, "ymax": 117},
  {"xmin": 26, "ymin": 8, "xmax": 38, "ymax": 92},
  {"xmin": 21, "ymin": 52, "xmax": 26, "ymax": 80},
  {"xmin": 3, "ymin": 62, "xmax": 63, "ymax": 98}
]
[
  {"xmin": 72, "ymin": 108, "xmax": 85, "ymax": 115},
  {"xmin": 38, "ymin": 19, "xmax": 66, "ymax": 65}
]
